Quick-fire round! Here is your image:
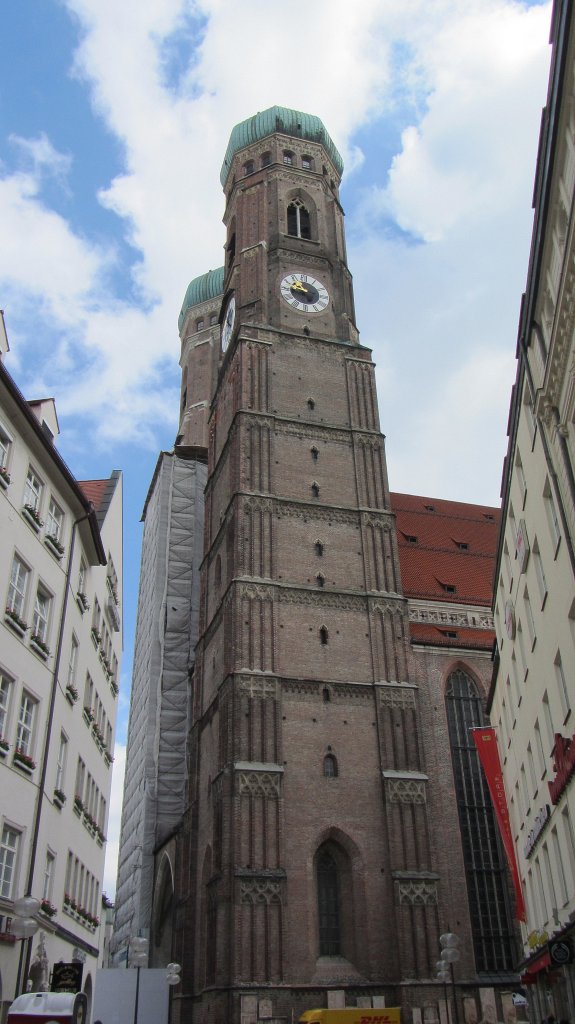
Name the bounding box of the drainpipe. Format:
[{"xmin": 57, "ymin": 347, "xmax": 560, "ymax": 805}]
[{"xmin": 19, "ymin": 507, "xmax": 95, "ymax": 993}]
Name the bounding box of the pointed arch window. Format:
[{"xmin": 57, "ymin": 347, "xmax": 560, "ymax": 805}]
[
  {"xmin": 314, "ymin": 541, "xmax": 324, "ymax": 556},
  {"xmin": 316, "ymin": 573, "xmax": 325, "ymax": 588},
  {"xmin": 445, "ymin": 668, "xmax": 515, "ymax": 971},
  {"xmin": 319, "ymin": 626, "xmax": 328, "ymax": 645},
  {"xmin": 323, "ymin": 753, "xmax": 338, "ymax": 777},
  {"xmin": 317, "ymin": 850, "xmax": 341, "ymax": 955},
  {"xmin": 287, "ymin": 199, "xmax": 311, "ymax": 239}
]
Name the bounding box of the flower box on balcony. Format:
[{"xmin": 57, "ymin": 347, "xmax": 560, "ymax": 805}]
[
  {"xmin": 4, "ymin": 608, "xmax": 28, "ymax": 637},
  {"xmin": 0, "ymin": 466, "xmax": 10, "ymax": 489},
  {"xmin": 104, "ymin": 750, "xmax": 114, "ymax": 767},
  {"xmin": 44, "ymin": 534, "xmax": 65, "ymax": 559},
  {"xmin": 73, "ymin": 795, "xmax": 84, "ymax": 816},
  {"xmin": 65, "ymin": 685, "xmax": 78, "ymax": 705},
  {"xmin": 22, "ymin": 504, "xmax": 43, "ymax": 531},
  {"xmin": 30, "ymin": 635, "xmax": 50, "ymax": 660},
  {"xmin": 13, "ymin": 749, "xmax": 36, "ymax": 773},
  {"xmin": 40, "ymin": 900, "xmax": 57, "ymax": 918},
  {"xmin": 110, "ymin": 680, "xmax": 119, "ymax": 697},
  {"xmin": 76, "ymin": 592, "xmax": 90, "ymax": 614},
  {"xmin": 83, "ymin": 706, "xmax": 94, "ymax": 725},
  {"xmin": 0, "ymin": 738, "xmax": 9, "ymax": 757},
  {"xmin": 106, "ymin": 595, "xmax": 121, "ymax": 633},
  {"xmin": 91, "ymin": 627, "xmax": 102, "ymax": 648},
  {"xmin": 53, "ymin": 788, "xmax": 66, "ymax": 809}
]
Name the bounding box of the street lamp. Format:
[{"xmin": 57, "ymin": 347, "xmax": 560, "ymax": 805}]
[
  {"xmin": 436, "ymin": 931, "xmax": 461, "ymax": 1024},
  {"xmin": 12, "ymin": 896, "xmax": 40, "ymax": 997},
  {"xmin": 129, "ymin": 936, "xmax": 149, "ymax": 1024}
]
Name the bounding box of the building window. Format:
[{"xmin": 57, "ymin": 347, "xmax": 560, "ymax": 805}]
[
  {"xmin": 0, "ymin": 672, "xmax": 13, "ymax": 740},
  {"xmin": 533, "ymin": 539, "xmax": 548, "ymax": 606},
  {"xmin": 314, "ymin": 541, "xmax": 324, "ymax": 557},
  {"xmin": 32, "ymin": 586, "xmax": 51, "ymax": 644},
  {"xmin": 445, "ymin": 668, "xmax": 515, "ymax": 971},
  {"xmin": 319, "ymin": 626, "xmax": 328, "ymax": 645},
  {"xmin": 316, "ymin": 574, "xmax": 325, "ymax": 588},
  {"xmin": 261, "ymin": 151, "xmax": 271, "ymax": 168},
  {"xmin": 456, "ymin": 540, "xmax": 469, "ymax": 550},
  {"xmin": 302, "ymin": 155, "xmax": 313, "ymax": 170},
  {"xmin": 196, "ymin": 318, "xmax": 204, "ymax": 332},
  {"xmin": 42, "ymin": 851, "xmax": 55, "ymax": 901},
  {"xmin": 554, "ymin": 651, "xmax": 570, "ymax": 719},
  {"xmin": 311, "ymin": 446, "xmax": 319, "ymax": 461},
  {"xmin": 242, "ymin": 160, "xmax": 254, "ymax": 176},
  {"xmin": 0, "ymin": 825, "xmax": 20, "ymax": 899},
  {"xmin": 16, "ymin": 692, "xmax": 37, "ymax": 758},
  {"xmin": 56, "ymin": 732, "xmax": 68, "ymax": 792},
  {"xmin": 287, "ymin": 200, "xmax": 311, "ymax": 239},
  {"xmin": 7, "ymin": 555, "xmax": 29, "ymax": 619},
  {"xmin": 46, "ymin": 498, "xmax": 64, "ymax": 542},
  {"xmin": 0, "ymin": 422, "xmax": 12, "ymax": 473},
  {"xmin": 23, "ymin": 467, "xmax": 43, "ymax": 512},
  {"xmin": 405, "ymin": 535, "xmax": 418, "ymax": 544},
  {"xmin": 210, "ymin": 313, "xmax": 218, "ymax": 326},
  {"xmin": 323, "ymin": 753, "xmax": 338, "ymax": 778},
  {"xmin": 311, "ymin": 482, "xmax": 320, "ymax": 498},
  {"xmin": 317, "ymin": 849, "xmax": 341, "ymax": 955},
  {"xmin": 283, "ymin": 151, "xmax": 293, "ymax": 165}
]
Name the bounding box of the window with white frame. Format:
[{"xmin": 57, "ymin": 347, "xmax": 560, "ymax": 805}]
[
  {"xmin": 0, "ymin": 825, "xmax": 21, "ymax": 898},
  {"xmin": 46, "ymin": 498, "xmax": 64, "ymax": 542},
  {"xmin": 67, "ymin": 636, "xmax": 78, "ymax": 688},
  {"xmin": 0, "ymin": 422, "xmax": 12, "ymax": 471},
  {"xmin": 42, "ymin": 850, "xmax": 55, "ymax": 901},
  {"xmin": 23, "ymin": 467, "xmax": 43, "ymax": 512},
  {"xmin": 0, "ymin": 672, "xmax": 13, "ymax": 739},
  {"xmin": 16, "ymin": 692, "xmax": 37, "ymax": 756},
  {"xmin": 56, "ymin": 732, "xmax": 67, "ymax": 791},
  {"xmin": 7, "ymin": 555, "xmax": 29, "ymax": 619},
  {"xmin": 78, "ymin": 559, "xmax": 87, "ymax": 594},
  {"xmin": 32, "ymin": 586, "xmax": 51, "ymax": 644}
]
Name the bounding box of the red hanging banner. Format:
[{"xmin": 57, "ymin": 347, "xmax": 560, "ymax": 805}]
[{"xmin": 472, "ymin": 726, "xmax": 526, "ymax": 921}]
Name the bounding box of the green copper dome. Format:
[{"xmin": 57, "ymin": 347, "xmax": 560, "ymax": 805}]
[
  {"xmin": 178, "ymin": 267, "xmax": 224, "ymax": 332},
  {"xmin": 220, "ymin": 106, "xmax": 343, "ymax": 186}
]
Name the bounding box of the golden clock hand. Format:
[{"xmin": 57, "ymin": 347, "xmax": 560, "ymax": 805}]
[{"xmin": 291, "ymin": 280, "xmax": 308, "ymax": 293}]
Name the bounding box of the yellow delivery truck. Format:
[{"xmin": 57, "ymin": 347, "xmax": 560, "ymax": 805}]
[{"xmin": 299, "ymin": 1009, "xmax": 401, "ymax": 1024}]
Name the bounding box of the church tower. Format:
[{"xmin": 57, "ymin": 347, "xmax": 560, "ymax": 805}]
[{"xmin": 175, "ymin": 107, "xmax": 445, "ymax": 1023}]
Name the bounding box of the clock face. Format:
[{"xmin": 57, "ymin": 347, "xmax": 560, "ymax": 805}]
[
  {"xmin": 221, "ymin": 294, "xmax": 236, "ymax": 352},
  {"xmin": 280, "ymin": 273, "xmax": 329, "ymax": 313}
]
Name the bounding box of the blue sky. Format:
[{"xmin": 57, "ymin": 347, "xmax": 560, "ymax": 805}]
[{"xmin": 0, "ymin": 0, "xmax": 552, "ymax": 895}]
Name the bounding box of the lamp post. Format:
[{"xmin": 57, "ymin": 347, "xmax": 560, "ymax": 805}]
[
  {"xmin": 436, "ymin": 931, "xmax": 461, "ymax": 1024},
  {"xmin": 12, "ymin": 896, "xmax": 40, "ymax": 998},
  {"xmin": 129, "ymin": 936, "xmax": 149, "ymax": 1024}
]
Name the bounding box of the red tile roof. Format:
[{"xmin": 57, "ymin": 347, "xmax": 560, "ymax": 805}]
[
  {"xmin": 79, "ymin": 479, "xmax": 109, "ymax": 513},
  {"xmin": 390, "ymin": 492, "xmax": 499, "ymax": 606},
  {"xmin": 409, "ymin": 623, "xmax": 496, "ymax": 650}
]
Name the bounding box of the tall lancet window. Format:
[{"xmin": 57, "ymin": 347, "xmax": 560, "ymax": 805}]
[
  {"xmin": 317, "ymin": 849, "xmax": 340, "ymax": 955},
  {"xmin": 287, "ymin": 199, "xmax": 311, "ymax": 240},
  {"xmin": 445, "ymin": 668, "xmax": 516, "ymax": 972}
]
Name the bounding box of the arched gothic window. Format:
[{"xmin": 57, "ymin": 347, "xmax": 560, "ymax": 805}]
[
  {"xmin": 319, "ymin": 626, "xmax": 328, "ymax": 645},
  {"xmin": 287, "ymin": 199, "xmax": 311, "ymax": 239},
  {"xmin": 317, "ymin": 849, "xmax": 341, "ymax": 955},
  {"xmin": 445, "ymin": 668, "xmax": 515, "ymax": 972},
  {"xmin": 323, "ymin": 753, "xmax": 338, "ymax": 777}
]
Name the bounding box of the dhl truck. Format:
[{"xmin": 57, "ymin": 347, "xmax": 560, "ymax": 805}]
[{"xmin": 299, "ymin": 1008, "xmax": 401, "ymax": 1024}]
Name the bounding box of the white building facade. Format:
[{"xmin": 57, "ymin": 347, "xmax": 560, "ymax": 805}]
[
  {"xmin": 0, "ymin": 340, "xmax": 122, "ymax": 1019},
  {"xmin": 489, "ymin": 1, "xmax": 575, "ymax": 1019}
]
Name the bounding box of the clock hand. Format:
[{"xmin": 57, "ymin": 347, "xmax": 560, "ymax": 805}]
[{"xmin": 291, "ymin": 280, "xmax": 308, "ymax": 294}]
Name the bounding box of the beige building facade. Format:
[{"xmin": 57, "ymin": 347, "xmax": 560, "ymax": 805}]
[
  {"xmin": 489, "ymin": 1, "xmax": 575, "ymax": 1019},
  {"xmin": 0, "ymin": 331, "xmax": 122, "ymax": 1019}
]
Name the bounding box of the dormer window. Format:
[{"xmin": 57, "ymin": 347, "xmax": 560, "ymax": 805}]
[
  {"xmin": 455, "ymin": 541, "xmax": 469, "ymax": 550},
  {"xmin": 441, "ymin": 582, "xmax": 457, "ymax": 594},
  {"xmin": 287, "ymin": 200, "xmax": 311, "ymax": 240},
  {"xmin": 404, "ymin": 534, "xmax": 418, "ymax": 544},
  {"xmin": 283, "ymin": 151, "xmax": 294, "ymax": 165},
  {"xmin": 424, "ymin": 504, "xmax": 435, "ymax": 512}
]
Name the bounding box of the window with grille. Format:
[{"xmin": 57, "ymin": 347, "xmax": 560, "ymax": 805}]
[
  {"xmin": 287, "ymin": 199, "xmax": 311, "ymax": 239},
  {"xmin": 33, "ymin": 586, "xmax": 51, "ymax": 643},
  {"xmin": 317, "ymin": 849, "xmax": 340, "ymax": 955},
  {"xmin": 7, "ymin": 555, "xmax": 29, "ymax": 618},
  {"xmin": 445, "ymin": 668, "xmax": 515, "ymax": 972},
  {"xmin": 0, "ymin": 825, "xmax": 20, "ymax": 899},
  {"xmin": 23, "ymin": 467, "xmax": 43, "ymax": 511},
  {"xmin": 16, "ymin": 692, "xmax": 36, "ymax": 757},
  {"xmin": 46, "ymin": 498, "xmax": 64, "ymax": 541},
  {"xmin": 0, "ymin": 672, "xmax": 13, "ymax": 739}
]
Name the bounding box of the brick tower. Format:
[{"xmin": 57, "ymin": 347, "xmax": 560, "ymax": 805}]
[{"xmin": 170, "ymin": 107, "xmax": 450, "ymax": 1023}]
